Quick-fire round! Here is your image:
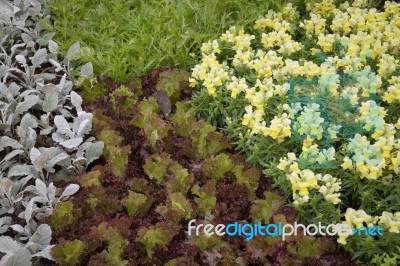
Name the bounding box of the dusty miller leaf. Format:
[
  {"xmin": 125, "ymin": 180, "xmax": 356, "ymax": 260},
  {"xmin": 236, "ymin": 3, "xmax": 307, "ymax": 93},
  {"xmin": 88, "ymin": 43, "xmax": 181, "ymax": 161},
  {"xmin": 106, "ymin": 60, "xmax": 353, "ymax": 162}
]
[
  {"xmin": 0, "ymin": 217, "xmax": 11, "ymax": 234},
  {"xmin": 31, "ymin": 48, "xmax": 47, "ymax": 67},
  {"xmin": 0, "ymin": 136, "xmax": 23, "ymax": 152},
  {"xmin": 15, "ymin": 55, "xmax": 26, "ymax": 65},
  {"xmin": 80, "ymin": 62, "xmax": 93, "ymax": 77},
  {"xmin": 85, "ymin": 141, "xmax": 104, "ymax": 165},
  {"xmin": 60, "ymin": 137, "xmax": 83, "ymax": 149},
  {"xmin": 42, "ymin": 85, "xmax": 59, "ymax": 112},
  {"xmin": 4, "ymin": 247, "xmax": 32, "ymax": 266},
  {"xmin": 70, "ymin": 91, "xmax": 82, "ymax": 109},
  {"xmin": 15, "ymin": 95, "xmax": 39, "ymax": 115},
  {"xmin": 77, "ymin": 119, "xmax": 92, "ymax": 137},
  {"xmin": 0, "ymin": 236, "xmax": 21, "ymax": 254},
  {"xmin": 66, "ymin": 42, "xmax": 80, "ymax": 60},
  {"xmin": 59, "ymin": 184, "xmax": 79, "ymax": 199},
  {"xmin": 3, "ymin": 149, "xmax": 24, "ymax": 161},
  {"xmin": 32, "ymin": 245, "xmax": 54, "ymax": 260},
  {"xmin": 48, "ymin": 40, "xmax": 58, "ymax": 54},
  {"xmin": 54, "ymin": 115, "xmax": 73, "ymax": 137},
  {"xmin": 29, "ymin": 224, "xmax": 51, "ymax": 247}
]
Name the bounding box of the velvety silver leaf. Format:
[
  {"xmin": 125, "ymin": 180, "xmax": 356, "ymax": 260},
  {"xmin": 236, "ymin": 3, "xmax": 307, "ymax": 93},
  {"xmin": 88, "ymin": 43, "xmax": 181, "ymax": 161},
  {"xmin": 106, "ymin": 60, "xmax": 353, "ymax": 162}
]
[
  {"xmin": 33, "ymin": 153, "xmax": 48, "ymax": 171},
  {"xmin": 34, "ymin": 180, "xmax": 48, "ymax": 199},
  {"xmin": 0, "ymin": 236, "xmax": 21, "ymax": 254},
  {"xmin": 77, "ymin": 118, "xmax": 92, "ymax": 137},
  {"xmin": 60, "ymin": 137, "xmax": 83, "ymax": 149},
  {"xmin": 45, "ymin": 152, "xmax": 68, "ymax": 169},
  {"xmin": 15, "ymin": 55, "xmax": 26, "ymax": 65},
  {"xmin": 3, "ymin": 149, "xmax": 24, "ymax": 161},
  {"xmin": 7, "ymin": 165, "xmax": 35, "ymax": 178},
  {"xmin": 0, "ymin": 216, "xmax": 11, "ymax": 234},
  {"xmin": 15, "ymin": 95, "xmax": 39, "ymax": 115},
  {"xmin": 80, "ymin": 62, "xmax": 93, "ymax": 77},
  {"xmin": 29, "ymin": 224, "xmax": 51, "ymax": 247},
  {"xmin": 66, "ymin": 42, "xmax": 80, "ymax": 60},
  {"xmin": 0, "ymin": 136, "xmax": 23, "ymax": 152},
  {"xmin": 42, "ymin": 84, "xmax": 59, "ymax": 112},
  {"xmin": 3, "ymin": 247, "xmax": 32, "ymax": 266},
  {"xmin": 48, "ymin": 40, "xmax": 58, "ymax": 54},
  {"xmin": 29, "ymin": 148, "xmax": 41, "ymax": 164},
  {"xmin": 32, "ymin": 244, "xmax": 54, "ymax": 260},
  {"xmin": 40, "ymin": 127, "xmax": 53, "ymax": 135},
  {"xmin": 85, "ymin": 141, "xmax": 104, "ymax": 165},
  {"xmin": 54, "ymin": 115, "xmax": 73, "ymax": 137},
  {"xmin": 20, "ymin": 113, "xmax": 38, "ymax": 130},
  {"xmin": 70, "ymin": 91, "xmax": 82, "ymax": 109},
  {"xmin": 31, "ymin": 48, "xmax": 47, "ymax": 67},
  {"xmin": 59, "ymin": 184, "xmax": 79, "ymax": 200},
  {"xmin": 51, "ymin": 132, "xmax": 68, "ymax": 143}
]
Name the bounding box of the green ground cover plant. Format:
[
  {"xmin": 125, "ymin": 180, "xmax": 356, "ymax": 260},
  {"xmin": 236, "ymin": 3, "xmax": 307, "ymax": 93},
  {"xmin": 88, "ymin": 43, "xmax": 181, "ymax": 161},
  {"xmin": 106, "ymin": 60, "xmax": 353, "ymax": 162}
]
[
  {"xmin": 45, "ymin": 0, "xmax": 311, "ymax": 83},
  {"xmin": 190, "ymin": 0, "xmax": 400, "ymax": 264}
]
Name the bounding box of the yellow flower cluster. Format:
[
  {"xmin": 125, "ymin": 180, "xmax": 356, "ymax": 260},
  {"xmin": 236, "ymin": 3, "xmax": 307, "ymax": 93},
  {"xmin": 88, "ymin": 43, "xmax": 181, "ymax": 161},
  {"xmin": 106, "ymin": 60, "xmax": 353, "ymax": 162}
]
[
  {"xmin": 318, "ymin": 174, "xmax": 341, "ymax": 204},
  {"xmin": 383, "ymin": 76, "xmax": 400, "ymax": 103},
  {"xmin": 261, "ymin": 31, "xmax": 302, "ymax": 55},
  {"xmin": 190, "ymin": 53, "xmax": 230, "ymax": 96},
  {"xmin": 278, "ymin": 153, "xmax": 341, "ymax": 206},
  {"xmin": 289, "ymin": 169, "xmax": 320, "ymax": 205},
  {"xmin": 338, "ymin": 208, "xmax": 378, "ymax": 244},
  {"xmin": 306, "ymin": 0, "xmax": 337, "ymax": 15},
  {"xmin": 300, "ymin": 14, "xmax": 326, "ymax": 36},
  {"xmin": 264, "ymin": 113, "xmax": 291, "ymax": 142},
  {"xmin": 338, "ymin": 208, "xmax": 400, "ymax": 244},
  {"xmin": 341, "ymin": 134, "xmax": 397, "ymax": 180},
  {"xmin": 378, "ymin": 54, "xmax": 399, "ymax": 77},
  {"xmin": 220, "ymin": 26, "xmax": 255, "ymax": 51},
  {"xmin": 226, "ymin": 76, "xmax": 248, "ymax": 99},
  {"xmin": 317, "ymin": 34, "xmax": 337, "ymax": 53},
  {"xmin": 254, "ymin": 10, "xmax": 290, "ymax": 32},
  {"xmin": 380, "ymin": 211, "xmax": 400, "ymax": 234}
]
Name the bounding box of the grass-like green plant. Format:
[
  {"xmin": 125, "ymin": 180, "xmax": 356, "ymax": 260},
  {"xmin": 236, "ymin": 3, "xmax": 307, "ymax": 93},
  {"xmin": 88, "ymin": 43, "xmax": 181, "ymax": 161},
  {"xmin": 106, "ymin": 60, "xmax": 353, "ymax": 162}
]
[{"xmin": 45, "ymin": 0, "xmax": 291, "ymax": 82}]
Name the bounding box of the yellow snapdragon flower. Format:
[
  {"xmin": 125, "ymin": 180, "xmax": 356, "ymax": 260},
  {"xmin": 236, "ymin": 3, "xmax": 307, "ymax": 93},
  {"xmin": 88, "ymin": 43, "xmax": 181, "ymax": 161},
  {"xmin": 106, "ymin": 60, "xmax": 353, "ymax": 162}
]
[
  {"xmin": 383, "ymin": 76, "xmax": 400, "ymax": 103},
  {"xmin": 379, "ymin": 211, "xmax": 400, "ymax": 233},
  {"xmin": 300, "ymin": 13, "xmax": 326, "ymax": 36}
]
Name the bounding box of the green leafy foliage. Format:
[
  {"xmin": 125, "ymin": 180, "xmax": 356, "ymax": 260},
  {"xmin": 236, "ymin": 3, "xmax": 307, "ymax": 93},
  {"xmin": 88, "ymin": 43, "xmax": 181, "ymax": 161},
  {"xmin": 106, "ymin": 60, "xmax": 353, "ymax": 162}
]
[
  {"xmin": 123, "ymin": 191, "xmax": 151, "ymax": 217},
  {"xmin": 49, "ymin": 202, "xmax": 78, "ymax": 234},
  {"xmin": 288, "ymin": 236, "xmax": 336, "ymax": 259},
  {"xmin": 166, "ymin": 162, "xmax": 194, "ymax": 194},
  {"xmin": 233, "ymin": 164, "xmax": 261, "ymax": 199},
  {"xmin": 170, "ymin": 102, "xmax": 196, "ymax": 137},
  {"xmin": 143, "ymin": 153, "xmax": 172, "ymax": 184},
  {"xmin": 132, "ymin": 97, "xmax": 170, "ymax": 146},
  {"xmin": 156, "ymin": 69, "xmax": 190, "ymax": 104},
  {"xmin": 157, "ymin": 192, "xmax": 193, "ymax": 222},
  {"xmin": 79, "ymin": 169, "xmax": 102, "ymax": 188},
  {"xmin": 94, "ymin": 223, "xmax": 129, "ymax": 266},
  {"xmin": 46, "ymin": 0, "xmax": 279, "ymax": 82},
  {"xmin": 52, "ymin": 240, "xmax": 86, "ymax": 266},
  {"xmin": 137, "ymin": 223, "xmax": 180, "ymax": 258},
  {"xmin": 189, "ymin": 122, "xmax": 232, "ymax": 160},
  {"xmin": 110, "ymin": 85, "xmax": 137, "ymax": 115},
  {"xmin": 251, "ymin": 192, "xmax": 284, "ymax": 222},
  {"xmin": 203, "ymin": 153, "xmax": 234, "ymax": 180},
  {"xmin": 76, "ymin": 76, "xmax": 109, "ymax": 105},
  {"xmin": 192, "ymin": 180, "xmax": 217, "ymax": 215},
  {"xmin": 98, "ymin": 130, "xmax": 131, "ymax": 178}
]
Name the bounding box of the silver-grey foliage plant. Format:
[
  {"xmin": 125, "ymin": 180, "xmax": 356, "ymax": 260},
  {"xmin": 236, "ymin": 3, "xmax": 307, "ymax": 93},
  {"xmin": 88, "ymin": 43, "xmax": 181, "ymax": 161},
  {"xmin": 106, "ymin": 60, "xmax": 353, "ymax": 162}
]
[{"xmin": 0, "ymin": 0, "xmax": 103, "ymax": 264}]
